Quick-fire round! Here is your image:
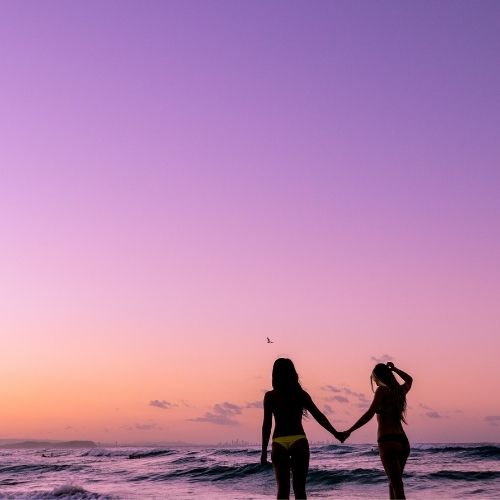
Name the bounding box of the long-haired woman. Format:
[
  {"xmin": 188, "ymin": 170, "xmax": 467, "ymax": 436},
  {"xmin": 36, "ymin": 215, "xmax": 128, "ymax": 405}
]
[
  {"xmin": 261, "ymin": 358, "xmax": 342, "ymax": 499},
  {"xmin": 341, "ymin": 362, "xmax": 413, "ymax": 499}
]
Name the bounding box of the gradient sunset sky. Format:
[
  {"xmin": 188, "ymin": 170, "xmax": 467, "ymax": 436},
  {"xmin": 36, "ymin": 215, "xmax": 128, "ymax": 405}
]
[{"xmin": 1, "ymin": 1, "xmax": 499, "ymax": 445}]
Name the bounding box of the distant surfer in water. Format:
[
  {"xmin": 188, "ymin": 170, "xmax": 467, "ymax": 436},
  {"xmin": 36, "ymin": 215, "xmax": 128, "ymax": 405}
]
[
  {"xmin": 261, "ymin": 358, "xmax": 343, "ymax": 499},
  {"xmin": 340, "ymin": 361, "xmax": 413, "ymax": 499}
]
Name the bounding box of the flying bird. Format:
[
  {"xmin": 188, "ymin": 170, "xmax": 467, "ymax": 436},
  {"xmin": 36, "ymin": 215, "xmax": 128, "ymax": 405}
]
[{"xmin": 267, "ymin": 337, "xmax": 274, "ymax": 344}]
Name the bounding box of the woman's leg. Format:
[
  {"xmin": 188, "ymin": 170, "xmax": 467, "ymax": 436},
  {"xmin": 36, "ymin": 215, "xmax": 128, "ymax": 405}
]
[
  {"xmin": 272, "ymin": 442, "xmax": 291, "ymax": 499},
  {"xmin": 379, "ymin": 441, "xmax": 406, "ymax": 499},
  {"xmin": 290, "ymin": 438, "xmax": 309, "ymax": 499},
  {"xmin": 399, "ymin": 440, "xmax": 410, "ymax": 473}
]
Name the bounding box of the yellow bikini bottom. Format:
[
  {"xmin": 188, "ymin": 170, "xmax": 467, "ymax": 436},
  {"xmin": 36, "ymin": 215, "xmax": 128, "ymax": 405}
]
[{"xmin": 272, "ymin": 434, "xmax": 307, "ymax": 450}]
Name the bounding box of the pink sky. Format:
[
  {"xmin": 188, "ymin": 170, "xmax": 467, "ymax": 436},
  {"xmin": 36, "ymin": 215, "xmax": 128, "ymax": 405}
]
[{"xmin": 1, "ymin": 1, "xmax": 499, "ymax": 444}]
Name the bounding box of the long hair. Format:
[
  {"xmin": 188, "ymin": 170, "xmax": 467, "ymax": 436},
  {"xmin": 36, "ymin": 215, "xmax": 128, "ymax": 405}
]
[
  {"xmin": 272, "ymin": 358, "xmax": 306, "ymax": 413},
  {"xmin": 371, "ymin": 363, "xmax": 407, "ymax": 424}
]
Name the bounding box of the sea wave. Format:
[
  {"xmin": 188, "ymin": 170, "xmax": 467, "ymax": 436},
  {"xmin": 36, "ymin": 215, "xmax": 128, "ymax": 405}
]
[
  {"xmin": 80, "ymin": 448, "xmax": 179, "ymax": 460},
  {"xmin": 81, "ymin": 449, "xmax": 131, "ymax": 458},
  {"xmin": 131, "ymin": 462, "xmax": 266, "ymax": 483},
  {"xmin": 128, "ymin": 449, "xmax": 176, "ymax": 460},
  {"xmin": 0, "ymin": 483, "xmax": 114, "ymax": 499},
  {"xmin": 125, "ymin": 460, "xmax": 500, "ymax": 487},
  {"xmin": 209, "ymin": 448, "xmax": 260, "ymax": 457},
  {"xmin": 308, "ymin": 467, "xmax": 386, "ymax": 485},
  {"xmin": 170, "ymin": 456, "xmax": 210, "ymax": 465},
  {"xmin": 1, "ymin": 444, "xmax": 499, "ymax": 498},
  {"xmin": 313, "ymin": 445, "xmax": 378, "ymax": 458},
  {"xmin": 0, "ymin": 463, "xmax": 77, "ymax": 474},
  {"xmin": 415, "ymin": 445, "xmax": 500, "ymax": 460},
  {"xmin": 427, "ymin": 470, "xmax": 500, "ymax": 481},
  {"xmin": 312, "ymin": 445, "xmax": 357, "ymax": 455},
  {"xmin": 130, "ymin": 462, "xmax": 388, "ymax": 486}
]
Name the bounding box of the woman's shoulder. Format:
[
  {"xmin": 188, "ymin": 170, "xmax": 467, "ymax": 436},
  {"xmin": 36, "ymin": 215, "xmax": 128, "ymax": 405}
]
[
  {"xmin": 263, "ymin": 390, "xmax": 274, "ymax": 409},
  {"xmin": 297, "ymin": 389, "xmax": 312, "ymax": 406},
  {"xmin": 263, "ymin": 390, "xmax": 276, "ymax": 401},
  {"xmin": 373, "ymin": 386, "xmax": 390, "ymax": 403}
]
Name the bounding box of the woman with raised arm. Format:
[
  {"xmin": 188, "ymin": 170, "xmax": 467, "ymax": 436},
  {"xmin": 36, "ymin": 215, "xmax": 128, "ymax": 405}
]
[
  {"xmin": 340, "ymin": 362, "xmax": 413, "ymax": 499},
  {"xmin": 261, "ymin": 358, "xmax": 342, "ymax": 499}
]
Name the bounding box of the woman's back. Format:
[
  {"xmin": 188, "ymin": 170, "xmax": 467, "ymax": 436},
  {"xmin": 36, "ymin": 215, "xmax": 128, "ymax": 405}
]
[
  {"xmin": 375, "ymin": 385, "xmax": 406, "ymax": 436},
  {"xmin": 265, "ymin": 389, "xmax": 305, "ymax": 438}
]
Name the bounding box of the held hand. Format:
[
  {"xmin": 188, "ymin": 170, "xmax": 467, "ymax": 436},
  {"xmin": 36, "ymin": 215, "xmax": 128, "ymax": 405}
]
[
  {"xmin": 386, "ymin": 361, "xmax": 395, "ymax": 370},
  {"xmin": 337, "ymin": 430, "xmax": 351, "ymax": 443}
]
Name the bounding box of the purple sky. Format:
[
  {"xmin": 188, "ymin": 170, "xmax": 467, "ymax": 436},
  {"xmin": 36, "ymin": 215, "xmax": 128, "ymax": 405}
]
[{"xmin": 1, "ymin": 1, "xmax": 499, "ymax": 443}]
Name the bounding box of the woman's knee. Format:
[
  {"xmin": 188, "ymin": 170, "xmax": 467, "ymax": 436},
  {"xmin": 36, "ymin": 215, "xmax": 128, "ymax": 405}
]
[{"xmin": 292, "ymin": 479, "xmax": 306, "ymax": 499}]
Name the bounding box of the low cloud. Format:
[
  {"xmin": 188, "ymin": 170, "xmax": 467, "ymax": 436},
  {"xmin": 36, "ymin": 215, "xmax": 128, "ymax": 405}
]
[
  {"xmin": 485, "ymin": 415, "xmax": 500, "ymax": 426},
  {"xmin": 245, "ymin": 401, "xmax": 262, "ymax": 409},
  {"xmin": 214, "ymin": 402, "xmax": 242, "ymax": 414},
  {"xmin": 426, "ymin": 411, "xmax": 443, "ymax": 419},
  {"xmin": 419, "ymin": 403, "xmax": 433, "ymax": 411},
  {"xmin": 323, "ymin": 404, "xmax": 335, "ymax": 415},
  {"xmin": 328, "ymin": 395, "xmax": 349, "ymax": 404},
  {"xmin": 149, "ymin": 400, "xmax": 176, "ymax": 410},
  {"xmin": 189, "ymin": 402, "xmax": 242, "ymax": 426},
  {"xmin": 322, "ymin": 385, "xmax": 370, "ymax": 406},
  {"xmin": 135, "ymin": 423, "xmax": 157, "ymax": 430},
  {"xmin": 322, "ymin": 385, "xmax": 342, "ymax": 393},
  {"xmin": 194, "ymin": 414, "xmax": 238, "ymax": 426},
  {"xmin": 343, "ymin": 387, "xmax": 370, "ymax": 403},
  {"xmin": 419, "ymin": 403, "xmax": 446, "ymax": 419},
  {"xmin": 371, "ymin": 354, "xmax": 393, "ymax": 364}
]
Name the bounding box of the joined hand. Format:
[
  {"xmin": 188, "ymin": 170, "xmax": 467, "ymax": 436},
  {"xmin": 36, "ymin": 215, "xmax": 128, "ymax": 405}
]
[{"xmin": 336, "ymin": 430, "xmax": 351, "ymax": 443}]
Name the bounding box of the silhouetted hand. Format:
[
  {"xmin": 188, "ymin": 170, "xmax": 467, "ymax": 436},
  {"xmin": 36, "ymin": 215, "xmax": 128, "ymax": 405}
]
[
  {"xmin": 337, "ymin": 431, "xmax": 351, "ymax": 443},
  {"xmin": 333, "ymin": 430, "xmax": 346, "ymax": 443},
  {"xmin": 386, "ymin": 361, "xmax": 395, "ymax": 370},
  {"xmin": 260, "ymin": 453, "xmax": 270, "ymax": 466}
]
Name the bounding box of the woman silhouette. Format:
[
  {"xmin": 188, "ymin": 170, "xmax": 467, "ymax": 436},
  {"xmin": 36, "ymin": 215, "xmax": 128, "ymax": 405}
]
[
  {"xmin": 261, "ymin": 358, "xmax": 342, "ymax": 499},
  {"xmin": 341, "ymin": 362, "xmax": 413, "ymax": 499}
]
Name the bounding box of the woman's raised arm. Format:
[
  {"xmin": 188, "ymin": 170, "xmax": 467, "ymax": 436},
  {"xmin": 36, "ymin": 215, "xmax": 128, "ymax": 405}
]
[{"xmin": 387, "ymin": 362, "xmax": 413, "ymax": 393}]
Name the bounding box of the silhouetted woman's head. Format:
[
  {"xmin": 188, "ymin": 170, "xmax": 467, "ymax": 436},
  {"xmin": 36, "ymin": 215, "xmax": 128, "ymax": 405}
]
[
  {"xmin": 272, "ymin": 358, "xmax": 306, "ymax": 413},
  {"xmin": 272, "ymin": 358, "xmax": 301, "ymax": 392},
  {"xmin": 371, "ymin": 363, "xmax": 407, "ymax": 423},
  {"xmin": 371, "ymin": 363, "xmax": 398, "ymax": 388}
]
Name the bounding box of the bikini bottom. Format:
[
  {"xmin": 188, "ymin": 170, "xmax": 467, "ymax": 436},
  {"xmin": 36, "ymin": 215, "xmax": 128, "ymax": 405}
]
[
  {"xmin": 377, "ymin": 433, "xmax": 409, "ymax": 446},
  {"xmin": 272, "ymin": 434, "xmax": 307, "ymax": 451}
]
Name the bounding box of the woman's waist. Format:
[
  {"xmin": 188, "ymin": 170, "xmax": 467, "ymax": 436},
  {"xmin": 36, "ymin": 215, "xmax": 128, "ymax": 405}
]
[
  {"xmin": 273, "ymin": 426, "xmax": 306, "ymax": 439},
  {"xmin": 377, "ymin": 421, "xmax": 405, "ymax": 436}
]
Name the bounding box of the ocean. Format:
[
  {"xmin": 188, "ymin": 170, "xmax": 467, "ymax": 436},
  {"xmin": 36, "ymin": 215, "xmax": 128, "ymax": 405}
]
[{"xmin": 0, "ymin": 443, "xmax": 499, "ymax": 498}]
